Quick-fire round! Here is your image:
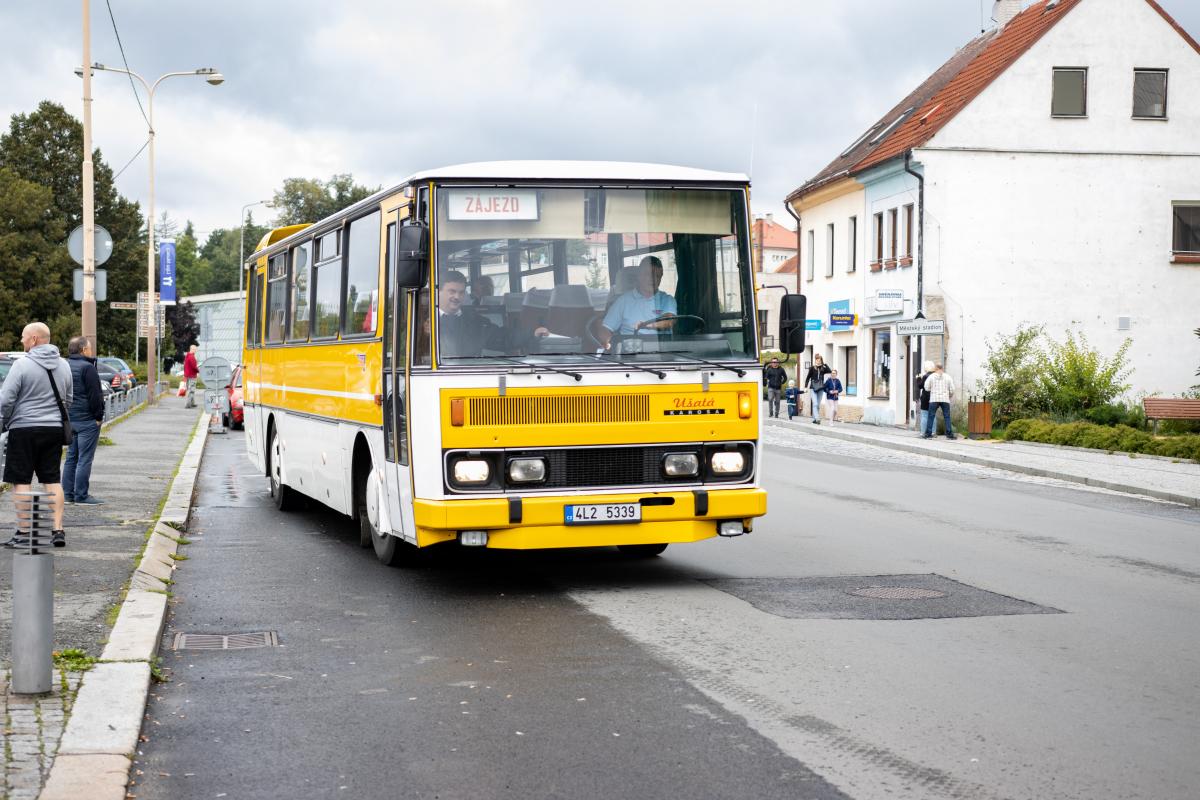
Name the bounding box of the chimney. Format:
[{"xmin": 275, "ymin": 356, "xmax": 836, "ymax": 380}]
[
  {"xmin": 765, "ymin": 212, "xmax": 774, "ymax": 223},
  {"xmin": 992, "ymin": 0, "xmax": 1022, "ymax": 28}
]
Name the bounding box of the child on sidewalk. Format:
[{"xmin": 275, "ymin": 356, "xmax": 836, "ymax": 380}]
[
  {"xmin": 784, "ymin": 380, "xmax": 800, "ymax": 420},
  {"xmin": 824, "ymin": 370, "xmax": 843, "ymax": 422}
]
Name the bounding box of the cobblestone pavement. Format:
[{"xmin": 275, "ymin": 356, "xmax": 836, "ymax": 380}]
[{"xmin": 1, "ymin": 670, "xmax": 83, "ymax": 800}]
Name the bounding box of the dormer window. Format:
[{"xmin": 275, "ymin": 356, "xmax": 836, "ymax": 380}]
[
  {"xmin": 1133, "ymin": 69, "xmax": 1168, "ymax": 119},
  {"xmin": 1052, "ymin": 67, "xmax": 1087, "ymax": 117}
]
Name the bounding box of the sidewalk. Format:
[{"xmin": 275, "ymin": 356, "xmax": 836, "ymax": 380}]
[
  {"xmin": 0, "ymin": 395, "xmax": 203, "ymax": 800},
  {"xmin": 765, "ymin": 413, "xmax": 1200, "ymax": 507}
]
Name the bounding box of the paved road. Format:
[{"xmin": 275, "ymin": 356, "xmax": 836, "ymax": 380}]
[{"xmin": 132, "ymin": 431, "xmax": 1200, "ymax": 799}]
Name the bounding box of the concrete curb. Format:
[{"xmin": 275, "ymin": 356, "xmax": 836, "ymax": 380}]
[
  {"xmin": 39, "ymin": 410, "xmax": 209, "ymax": 800},
  {"xmin": 767, "ymin": 418, "xmax": 1200, "ymax": 507}
]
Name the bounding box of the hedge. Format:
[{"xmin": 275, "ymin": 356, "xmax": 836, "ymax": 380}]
[{"xmin": 1004, "ymin": 419, "xmax": 1200, "ymax": 462}]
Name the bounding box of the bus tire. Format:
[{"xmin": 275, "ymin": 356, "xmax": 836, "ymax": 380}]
[
  {"xmin": 268, "ymin": 425, "xmax": 301, "ymax": 512},
  {"xmin": 617, "ymin": 543, "xmax": 668, "ymax": 558}
]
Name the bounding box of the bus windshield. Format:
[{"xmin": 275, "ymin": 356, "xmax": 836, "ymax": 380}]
[{"xmin": 429, "ymin": 186, "xmax": 754, "ymax": 367}]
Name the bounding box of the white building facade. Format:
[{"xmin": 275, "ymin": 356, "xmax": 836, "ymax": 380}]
[{"xmin": 789, "ymin": 0, "xmax": 1200, "ymax": 426}]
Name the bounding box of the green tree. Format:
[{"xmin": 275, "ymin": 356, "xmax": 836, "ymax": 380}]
[
  {"xmin": 1039, "ymin": 331, "xmax": 1133, "ymax": 415},
  {"xmin": 164, "ymin": 300, "xmax": 199, "ymax": 364},
  {"xmin": 977, "ymin": 324, "xmax": 1046, "ymax": 425},
  {"xmin": 174, "ymin": 220, "xmax": 216, "ymax": 298},
  {"xmin": 198, "ymin": 211, "xmax": 268, "ymax": 295},
  {"xmin": 271, "ymin": 174, "xmax": 378, "ymax": 226},
  {"xmin": 0, "ymin": 101, "xmax": 145, "ymax": 358}
]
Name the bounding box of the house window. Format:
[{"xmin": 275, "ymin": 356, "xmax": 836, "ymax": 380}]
[
  {"xmin": 886, "ymin": 208, "xmax": 898, "ymax": 268},
  {"xmin": 871, "ymin": 213, "xmax": 883, "ymax": 271},
  {"xmin": 843, "ymin": 345, "xmax": 858, "ymax": 396},
  {"xmin": 847, "ymin": 216, "xmax": 857, "ymax": 273},
  {"xmin": 871, "ymin": 328, "xmax": 891, "ymax": 399},
  {"xmin": 1052, "ymin": 67, "xmax": 1087, "ymax": 117},
  {"xmin": 901, "ymin": 204, "xmax": 914, "ymax": 265},
  {"xmin": 826, "ymin": 223, "xmax": 835, "ymax": 277},
  {"xmin": 806, "ymin": 229, "xmax": 815, "ymax": 281},
  {"xmin": 1133, "ymin": 69, "xmax": 1168, "ymax": 118},
  {"xmin": 1173, "ymin": 203, "xmax": 1200, "ymax": 263},
  {"xmin": 758, "ymin": 309, "xmax": 773, "ymax": 349}
]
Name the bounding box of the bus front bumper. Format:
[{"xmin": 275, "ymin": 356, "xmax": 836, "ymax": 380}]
[{"xmin": 412, "ymin": 487, "xmax": 767, "ymax": 550}]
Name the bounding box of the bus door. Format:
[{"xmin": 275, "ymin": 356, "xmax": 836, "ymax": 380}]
[
  {"xmin": 381, "ymin": 218, "xmax": 417, "ymax": 543},
  {"xmin": 244, "ymin": 264, "xmax": 267, "ymax": 471}
]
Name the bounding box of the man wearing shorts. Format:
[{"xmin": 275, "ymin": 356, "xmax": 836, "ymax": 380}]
[{"xmin": 1, "ymin": 322, "xmax": 72, "ymax": 548}]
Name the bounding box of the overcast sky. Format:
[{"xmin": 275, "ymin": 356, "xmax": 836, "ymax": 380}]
[{"xmin": 3, "ymin": 0, "xmax": 1198, "ymax": 241}]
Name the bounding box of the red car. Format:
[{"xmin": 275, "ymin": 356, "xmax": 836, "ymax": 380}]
[{"xmin": 224, "ymin": 366, "xmax": 244, "ymax": 430}]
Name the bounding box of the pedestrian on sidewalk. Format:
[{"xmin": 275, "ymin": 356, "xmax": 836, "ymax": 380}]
[
  {"xmin": 784, "ymin": 380, "xmax": 800, "ymax": 420},
  {"xmin": 922, "ymin": 363, "xmax": 956, "ymax": 440},
  {"xmin": 183, "ymin": 344, "xmax": 199, "ymax": 408},
  {"xmin": 805, "ymin": 355, "xmax": 831, "ymax": 424},
  {"xmin": 0, "ymin": 322, "xmax": 72, "ymax": 548},
  {"xmin": 61, "ymin": 336, "xmax": 106, "ymax": 506},
  {"xmin": 824, "ymin": 370, "xmax": 844, "ymax": 422},
  {"xmin": 763, "ymin": 357, "xmax": 787, "ymax": 418},
  {"xmin": 915, "ymin": 360, "xmax": 934, "ymax": 436}
]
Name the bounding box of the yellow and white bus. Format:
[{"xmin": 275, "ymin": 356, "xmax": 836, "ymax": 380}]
[{"xmin": 242, "ymin": 161, "xmax": 796, "ymax": 566}]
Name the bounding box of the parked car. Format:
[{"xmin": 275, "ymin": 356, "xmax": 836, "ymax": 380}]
[
  {"xmin": 0, "ymin": 354, "xmax": 16, "ymax": 387},
  {"xmin": 99, "ymin": 356, "xmax": 136, "ymax": 387},
  {"xmin": 224, "ymin": 365, "xmax": 244, "ymax": 430},
  {"xmin": 95, "ymin": 361, "xmax": 126, "ymax": 394}
]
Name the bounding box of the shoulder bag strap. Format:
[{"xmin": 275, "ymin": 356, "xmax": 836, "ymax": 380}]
[{"xmin": 43, "ymin": 366, "xmax": 69, "ymax": 422}]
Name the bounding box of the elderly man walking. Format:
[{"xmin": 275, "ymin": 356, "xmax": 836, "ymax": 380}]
[
  {"xmin": 922, "ymin": 363, "xmax": 957, "ymax": 440},
  {"xmin": 61, "ymin": 335, "xmax": 106, "ymax": 506},
  {"xmin": 1, "ymin": 322, "xmax": 73, "ymax": 548}
]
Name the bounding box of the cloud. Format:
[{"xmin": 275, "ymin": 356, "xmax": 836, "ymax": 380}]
[{"xmin": 4, "ymin": 0, "xmax": 1199, "ymax": 236}]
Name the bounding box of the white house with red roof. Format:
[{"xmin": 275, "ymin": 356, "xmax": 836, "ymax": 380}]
[{"xmin": 786, "ymin": 0, "xmax": 1200, "ymax": 425}]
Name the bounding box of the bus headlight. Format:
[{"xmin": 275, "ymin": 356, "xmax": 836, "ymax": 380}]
[
  {"xmin": 508, "ymin": 457, "xmax": 546, "ymax": 483},
  {"xmin": 452, "ymin": 459, "xmax": 491, "ymax": 485},
  {"xmin": 662, "ymin": 452, "xmax": 700, "ymax": 478},
  {"xmin": 710, "ymin": 451, "xmax": 746, "ymax": 475}
]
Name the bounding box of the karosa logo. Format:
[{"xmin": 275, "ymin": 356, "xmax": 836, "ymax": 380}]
[{"xmin": 673, "ymin": 397, "xmax": 716, "ymax": 409}]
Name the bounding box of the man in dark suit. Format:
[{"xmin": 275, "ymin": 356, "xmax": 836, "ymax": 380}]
[{"xmin": 437, "ymin": 271, "xmax": 503, "ymax": 358}]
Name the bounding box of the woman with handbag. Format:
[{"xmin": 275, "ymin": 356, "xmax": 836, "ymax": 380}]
[{"xmin": 805, "ymin": 355, "xmax": 832, "ymax": 424}]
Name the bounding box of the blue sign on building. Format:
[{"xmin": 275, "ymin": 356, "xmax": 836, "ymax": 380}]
[
  {"xmin": 159, "ymin": 240, "xmax": 177, "ymax": 305},
  {"xmin": 828, "ymin": 299, "xmax": 854, "ymax": 330},
  {"xmin": 804, "ymin": 319, "xmax": 823, "ymax": 331}
]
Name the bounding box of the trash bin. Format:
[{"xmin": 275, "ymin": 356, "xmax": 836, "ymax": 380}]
[{"xmin": 967, "ymin": 397, "xmax": 993, "ymax": 439}]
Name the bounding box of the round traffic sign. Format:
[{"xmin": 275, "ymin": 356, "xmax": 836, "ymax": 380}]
[{"xmin": 67, "ymin": 224, "xmax": 114, "ymax": 267}]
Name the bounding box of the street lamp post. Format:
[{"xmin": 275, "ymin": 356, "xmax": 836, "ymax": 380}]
[
  {"xmin": 239, "ymin": 200, "xmax": 270, "ymax": 298},
  {"xmin": 84, "ymin": 62, "xmax": 223, "ymax": 403}
]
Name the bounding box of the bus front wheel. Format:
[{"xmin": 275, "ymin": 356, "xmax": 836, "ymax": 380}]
[
  {"xmin": 269, "ymin": 426, "xmax": 301, "ymax": 512},
  {"xmin": 357, "ymin": 467, "xmax": 419, "ymax": 568}
]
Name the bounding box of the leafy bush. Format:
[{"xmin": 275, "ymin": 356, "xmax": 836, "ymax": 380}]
[
  {"xmin": 1039, "ymin": 331, "xmax": 1132, "ymax": 415},
  {"xmin": 977, "ymin": 324, "xmax": 1046, "ymax": 425},
  {"xmin": 1004, "ymin": 418, "xmax": 1200, "ymax": 461},
  {"xmin": 1082, "ymin": 403, "xmax": 1145, "ymax": 428}
]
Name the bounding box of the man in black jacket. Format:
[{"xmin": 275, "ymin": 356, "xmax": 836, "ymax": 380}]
[
  {"xmin": 762, "ymin": 357, "xmax": 788, "ymax": 418},
  {"xmin": 61, "ymin": 336, "xmax": 106, "ymax": 509},
  {"xmin": 436, "ymin": 271, "xmax": 506, "ymax": 358}
]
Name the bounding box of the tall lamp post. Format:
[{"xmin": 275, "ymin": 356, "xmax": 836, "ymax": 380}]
[
  {"xmin": 239, "ymin": 200, "xmax": 270, "ymax": 298},
  {"xmin": 82, "ymin": 62, "xmax": 223, "ymax": 403}
]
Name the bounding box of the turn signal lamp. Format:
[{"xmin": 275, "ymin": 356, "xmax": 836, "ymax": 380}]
[
  {"xmin": 450, "ymin": 398, "xmax": 465, "ymax": 426},
  {"xmin": 738, "ymin": 392, "xmax": 752, "ymax": 419}
]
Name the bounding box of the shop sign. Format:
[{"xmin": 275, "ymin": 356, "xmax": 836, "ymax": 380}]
[
  {"xmin": 804, "ymin": 319, "xmax": 823, "ymax": 331},
  {"xmin": 828, "ymin": 298, "xmax": 855, "ymax": 330},
  {"xmin": 874, "ymin": 289, "xmax": 904, "ymax": 312}
]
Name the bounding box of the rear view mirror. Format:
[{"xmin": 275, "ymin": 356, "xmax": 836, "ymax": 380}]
[
  {"xmin": 778, "ymin": 294, "xmax": 807, "ymax": 354},
  {"xmin": 395, "ymin": 224, "xmax": 429, "ymax": 289}
]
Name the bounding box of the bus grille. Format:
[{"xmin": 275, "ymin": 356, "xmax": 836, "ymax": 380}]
[
  {"xmin": 468, "ymin": 394, "xmax": 650, "ymax": 426},
  {"xmin": 515, "ymin": 446, "xmax": 693, "ymax": 489}
]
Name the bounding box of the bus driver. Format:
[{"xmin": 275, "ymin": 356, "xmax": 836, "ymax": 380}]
[{"xmin": 598, "ymin": 256, "xmax": 677, "ymax": 350}]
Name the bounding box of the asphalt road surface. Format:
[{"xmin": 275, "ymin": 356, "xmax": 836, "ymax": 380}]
[{"xmin": 131, "ymin": 431, "xmax": 1200, "ymax": 800}]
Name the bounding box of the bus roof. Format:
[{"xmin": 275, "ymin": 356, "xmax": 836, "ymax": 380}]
[
  {"xmin": 249, "ymin": 160, "xmax": 749, "ymax": 261},
  {"xmin": 405, "ymin": 160, "xmax": 749, "ymax": 184}
]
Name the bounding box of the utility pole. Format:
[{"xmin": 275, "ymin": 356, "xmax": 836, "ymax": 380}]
[{"xmin": 80, "ymin": 0, "xmax": 97, "ymax": 352}]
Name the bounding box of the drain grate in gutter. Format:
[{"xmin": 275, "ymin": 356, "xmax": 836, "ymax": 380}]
[{"xmin": 173, "ymin": 631, "xmax": 278, "ymax": 650}]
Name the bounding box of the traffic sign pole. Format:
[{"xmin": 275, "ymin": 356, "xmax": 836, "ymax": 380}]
[{"xmin": 80, "ymin": 0, "xmax": 96, "ymax": 352}]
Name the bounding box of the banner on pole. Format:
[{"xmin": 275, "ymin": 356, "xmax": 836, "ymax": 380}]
[{"xmin": 159, "ymin": 240, "xmax": 177, "ymax": 305}]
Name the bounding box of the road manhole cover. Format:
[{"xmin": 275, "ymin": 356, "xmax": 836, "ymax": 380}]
[
  {"xmin": 849, "ymin": 586, "xmax": 947, "ymax": 600},
  {"xmin": 173, "ymin": 631, "xmax": 278, "ymax": 650}
]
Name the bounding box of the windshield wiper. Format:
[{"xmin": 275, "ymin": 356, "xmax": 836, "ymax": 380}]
[
  {"xmin": 486, "ymin": 355, "xmax": 584, "ymax": 382},
  {"xmin": 658, "ymin": 351, "xmax": 747, "ymax": 378},
  {"xmin": 587, "ymin": 351, "xmax": 666, "ymax": 380}
]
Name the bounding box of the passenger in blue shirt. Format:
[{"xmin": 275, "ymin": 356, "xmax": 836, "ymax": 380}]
[{"xmin": 599, "ymin": 256, "xmax": 677, "ymax": 350}]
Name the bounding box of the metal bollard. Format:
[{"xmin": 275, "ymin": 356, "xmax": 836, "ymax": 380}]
[{"xmin": 11, "ymin": 490, "xmax": 55, "ymax": 694}]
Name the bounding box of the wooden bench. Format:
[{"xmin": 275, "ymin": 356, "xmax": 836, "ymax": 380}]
[{"xmin": 1143, "ymin": 397, "xmax": 1200, "ymax": 434}]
